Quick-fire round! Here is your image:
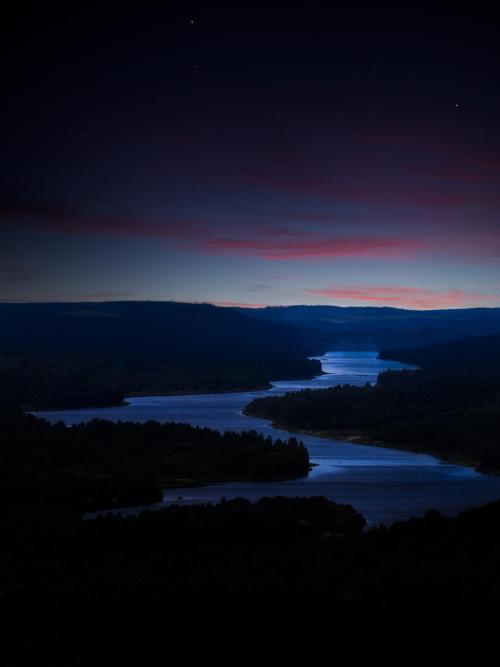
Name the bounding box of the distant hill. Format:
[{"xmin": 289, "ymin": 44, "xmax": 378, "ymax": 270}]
[
  {"xmin": 4, "ymin": 302, "xmax": 500, "ymax": 358},
  {"xmin": 0, "ymin": 302, "xmax": 322, "ymax": 407},
  {"xmin": 379, "ymin": 332, "xmax": 500, "ymax": 370},
  {"xmin": 237, "ymin": 305, "xmax": 500, "ymax": 349},
  {"xmin": 0, "ymin": 301, "xmax": 315, "ymax": 361}
]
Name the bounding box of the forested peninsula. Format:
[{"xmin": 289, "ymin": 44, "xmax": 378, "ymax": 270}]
[
  {"xmin": 245, "ymin": 334, "xmax": 500, "ymax": 472},
  {"xmin": 0, "ymin": 406, "xmax": 309, "ymax": 513}
]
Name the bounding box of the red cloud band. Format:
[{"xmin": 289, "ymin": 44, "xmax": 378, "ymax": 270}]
[
  {"xmin": 305, "ymin": 285, "xmax": 496, "ymax": 309},
  {"xmin": 1, "ymin": 202, "xmax": 426, "ymax": 261},
  {"xmin": 203, "ymin": 236, "xmax": 424, "ymax": 260}
]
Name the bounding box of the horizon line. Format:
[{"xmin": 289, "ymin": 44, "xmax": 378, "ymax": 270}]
[{"xmin": 1, "ymin": 298, "xmax": 499, "ymax": 313}]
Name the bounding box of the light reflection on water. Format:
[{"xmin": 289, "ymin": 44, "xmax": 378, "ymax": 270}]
[{"xmin": 37, "ymin": 351, "xmax": 500, "ymax": 525}]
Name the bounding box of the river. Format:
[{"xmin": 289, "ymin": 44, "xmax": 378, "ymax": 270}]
[{"xmin": 36, "ymin": 351, "xmax": 500, "ymax": 525}]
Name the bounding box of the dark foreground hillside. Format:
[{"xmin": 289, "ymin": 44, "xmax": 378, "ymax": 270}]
[
  {"xmin": 3, "ymin": 401, "xmax": 500, "ymax": 620},
  {"xmin": 4, "ymin": 496, "xmax": 500, "ymax": 614}
]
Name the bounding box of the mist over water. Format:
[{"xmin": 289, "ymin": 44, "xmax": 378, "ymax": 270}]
[{"xmin": 39, "ymin": 352, "xmax": 500, "ymax": 525}]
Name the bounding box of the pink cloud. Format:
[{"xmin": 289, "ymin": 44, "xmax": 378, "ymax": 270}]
[
  {"xmin": 203, "ymin": 235, "xmax": 425, "ymax": 260},
  {"xmin": 0, "ymin": 202, "xmax": 202, "ymax": 239},
  {"xmin": 5, "ymin": 199, "xmax": 500, "ymax": 264},
  {"xmin": 305, "ymin": 285, "xmax": 498, "ymax": 310},
  {"xmin": 246, "ymin": 170, "xmax": 500, "ymax": 211},
  {"xmin": 2, "ymin": 202, "xmax": 425, "ymax": 261},
  {"xmin": 236, "ymin": 135, "xmax": 500, "ymax": 215}
]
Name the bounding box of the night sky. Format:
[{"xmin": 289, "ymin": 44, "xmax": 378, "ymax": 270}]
[{"xmin": 2, "ymin": 2, "xmax": 500, "ymax": 308}]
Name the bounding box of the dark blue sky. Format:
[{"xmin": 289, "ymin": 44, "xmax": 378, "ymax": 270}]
[{"xmin": 2, "ymin": 2, "xmax": 500, "ymax": 308}]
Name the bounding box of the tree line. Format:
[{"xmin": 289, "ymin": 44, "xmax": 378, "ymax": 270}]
[
  {"xmin": 0, "ymin": 406, "xmax": 309, "ymax": 513},
  {"xmin": 245, "ymin": 366, "xmax": 500, "ymax": 470},
  {"xmin": 0, "ymin": 353, "xmax": 321, "ymax": 409},
  {"xmin": 4, "ymin": 495, "xmax": 500, "ymax": 616}
]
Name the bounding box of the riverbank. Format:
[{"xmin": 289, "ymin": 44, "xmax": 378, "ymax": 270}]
[
  {"xmin": 1, "ymin": 408, "xmax": 311, "ymax": 514},
  {"xmin": 247, "ymin": 416, "xmax": 498, "ymax": 475},
  {"xmin": 244, "ymin": 362, "xmax": 500, "ymax": 476},
  {"xmin": 123, "ymin": 384, "xmax": 272, "ymax": 398},
  {"xmin": 32, "ymin": 385, "xmax": 276, "ymax": 412},
  {"xmin": 158, "ymin": 466, "xmax": 312, "ymax": 491},
  {"xmin": 29, "ymin": 372, "xmax": 326, "ymax": 411}
]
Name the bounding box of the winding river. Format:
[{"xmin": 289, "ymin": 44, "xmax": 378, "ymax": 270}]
[{"xmin": 37, "ymin": 351, "xmax": 500, "ymax": 525}]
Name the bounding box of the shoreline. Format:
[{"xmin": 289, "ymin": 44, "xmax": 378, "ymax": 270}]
[
  {"xmin": 244, "ymin": 414, "xmax": 500, "ymax": 476},
  {"xmin": 158, "ymin": 466, "xmax": 313, "ymax": 490},
  {"xmin": 31, "ymin": 372, "xmax": 330, "ymax": 412},
  {"xmin": 30, "ymin": 361, "xmax": 329, "ymax": 412},
  {"xmin": 31, "ymin": 386, "xmax": 272, "ymax": 413},
  {"xmin": 30, "ymin": 400, "xmax": 128, "ymax": 413},
  {"xmin": 124, "ymin": 384, "xmax": 272, "ymax": 398},
  {"xmin": 84, "ymin": 468, "xmax": 314, "ymax": 518},
  {"xmin": 31, "ymin": 373, "xmax": 329, "ymax": 412}
]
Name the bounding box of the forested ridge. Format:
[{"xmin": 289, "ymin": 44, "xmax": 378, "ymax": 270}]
[
  {"xmin": 0, "ymin": 353, "xmax": 320, "ymax": 409},
  {"xmin": 379, "ymin": 332, "xmax": 500, "ymax": 369},
  {"xmin": 5, "ymin": 302, "xmax": 500, "ymax": 409},
  {"xmin": 0, "ymin": 302, "xmax": 321, "ymax": 408}
]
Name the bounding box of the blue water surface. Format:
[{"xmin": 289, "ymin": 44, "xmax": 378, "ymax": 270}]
[{"xmin": 37, "ymin": 351, "xmax": 500, "ymax": 525}]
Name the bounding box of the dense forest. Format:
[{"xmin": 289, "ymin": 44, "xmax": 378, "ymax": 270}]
[
  {"xmin": 0, "ymin": 353, "xmax": 321, "ymax": 409},
  {"xmin": 0, "ymin": 407, "xmax": 309, "ymax": 513},
  {"xmin": 245, "ymin": 363, "xmax": 500, "ymax": 470},
  {"xmin": 0, "ymin": 302, "xmax": 317, "ymax": 359},
  {"xmin": 240, "ymin": 304, "xmax": 500, "ymax": 349},
  {"xmin": 4, "ymin": 303, "xmax": 500, "ymax": 359},
  {"xmin": 0, "ymin": 302, "xmax": 321, "ymax": 408},
  {"xmin": 379, "ymin": 332, "xmax": 500, "ymax": 370},
  {"xmin": 4, "ymin": 496, "xmax": 500, "ymax": 617}
]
